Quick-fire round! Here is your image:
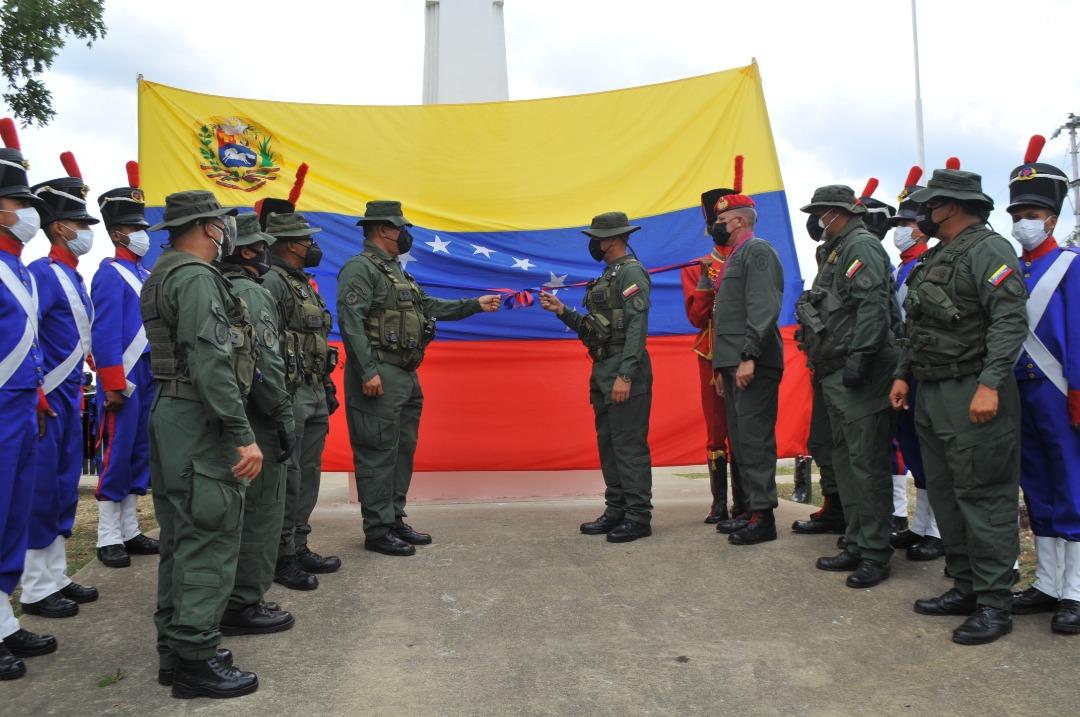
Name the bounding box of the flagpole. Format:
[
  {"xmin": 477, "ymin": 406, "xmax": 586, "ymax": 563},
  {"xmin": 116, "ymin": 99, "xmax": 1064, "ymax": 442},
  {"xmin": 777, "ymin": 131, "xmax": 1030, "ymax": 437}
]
[{"xmin": 911, "ymin": 0, "xmax": 926, "ymax": 169}]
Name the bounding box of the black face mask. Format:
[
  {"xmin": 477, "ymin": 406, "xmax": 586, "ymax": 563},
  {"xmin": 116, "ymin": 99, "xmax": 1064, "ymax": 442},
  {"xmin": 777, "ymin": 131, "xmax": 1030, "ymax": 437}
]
[
  {"xmin": 805, "ymin": 214, "xmax": 824, "ymax": 242},
  {"xmin": 224, "ymin": 245, "xmax": 271, "ymax": 277},
  {"xmin": 916, "ymin": 204, "xmax": 943, "ymax": 239},
  {"xmin": 303, "ymin": 240, "xmax": 323, "ymax": 268},
  {"xmin": 588, "ymin": 238, "xmax": 606, "ymax": 262},
  {"xmin": 396, "ymin": 227, "xmax": 413, "ymax": 255},
  {"xmin": 710, "ymin": 221, "xmax": 731, "ymax": 246}
]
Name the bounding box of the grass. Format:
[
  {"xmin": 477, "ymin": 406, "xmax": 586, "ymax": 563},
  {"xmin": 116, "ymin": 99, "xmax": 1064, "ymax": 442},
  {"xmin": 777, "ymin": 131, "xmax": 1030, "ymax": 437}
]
[
  {"xmin": 8, "ymin": 487, "xmax": 158, "ymax": 617},
  {"xmin": 679, "ymin": 465, "xmax": 1037, "ymax": 586}
]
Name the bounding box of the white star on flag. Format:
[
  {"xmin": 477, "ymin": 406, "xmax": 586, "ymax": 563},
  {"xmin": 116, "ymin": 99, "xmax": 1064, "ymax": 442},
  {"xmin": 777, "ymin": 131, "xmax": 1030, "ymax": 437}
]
[
  {"xmin": 511, "ymin": 257, "xmax": 536, "ymax": 271},
  {"xmin": 399, "ymin": 252, "xmax": 416, "ymax": 270},
  {"xmin": 426, "ymin": 235, "xmax": 451, "ymax": 254},
  {"xmin": 544, "ymin": 272, "xmax": 568, "ymax": 288},
  {"xmin": 472, "ymin": 244, "xmax": 495, "ymax": 258}
]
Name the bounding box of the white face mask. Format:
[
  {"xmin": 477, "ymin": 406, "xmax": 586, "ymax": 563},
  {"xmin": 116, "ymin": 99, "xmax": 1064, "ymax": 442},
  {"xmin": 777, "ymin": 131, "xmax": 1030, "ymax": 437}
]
[
  {"xmin": 817, "ymin": 210, "xmax": 838, "ymax": 237},
  {"xmin": 63, "ymin": 225, "xmax": 94, "ymax": 256},
  {"xmin": 893, "ymin": 226, "xmax": 917, "ymax": 253},
  {"xmin": 2, "ymin": 206, "xmax": 42, "ymax": 243},
  {"xmin": 1011, "ymin": 218, "xmax": 1049, "ymax": 251},
  {"xmin": 123, "ymin": 229, "xmax": 150, "ymax": 257}
]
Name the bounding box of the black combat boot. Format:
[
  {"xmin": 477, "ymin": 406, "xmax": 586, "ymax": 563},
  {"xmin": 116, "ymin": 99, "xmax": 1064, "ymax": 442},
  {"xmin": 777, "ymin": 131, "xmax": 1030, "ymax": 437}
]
[
  {"xmin": 580, "ymin": 514, "xmax": 622, "ymax": 535},
  {"xmin": 792, "ymin": 495, "xmax": 845, "ymax": 534},
  {"xmin": 171, "ymin": 654, "xmax": 258, "ymax": 699},
  {"xmin": 715, "ymin": 512, "xmax": 750, "ymax": 535},
  {"xmin": 1011, "ymin": 586, "xmax": 1058, "ymax": 615},
  {"xmin": 846, "ymin": 559, "xmax": 890, "ymax": 588},
  {"xmin": 906, "ymin": 535, "xmax": 944, "ymax": 561},
  {"xmin": 220, "ymin": 603, "xmax": 295, "ymax": 636},
  {"xmin": 273, "ymin": 556, "xmax": 318, "ymax": 591},
  {"xmin": 159, "ymin": 649, "xmax": 233, "ymax": 686},
  {"xmin": 952, "ymin": 606, "xmax": 1012, "ymax": 645},
  {"xmin": 728, "ymin": 510, "xmax": 777, "ymax": 545},
  {"xmin": 606, "ymin": 519, "xmax": 652, "ymax": 543},
  {"xmin": 704, "ymin": 452, "xmax": 729, "ymax": 524},
  {"xmin": 390, "ymin": 520, "xmax": 433, "ymax": 545},
  {"xmin": 296, "ymin": 545, "xmax": 342, "ymax": 573},
  {"xmin": 0, "ymin": 644, "xmax": 25, "ymax": 681},
  {"xmin": 1052, "ymin": 600, "xmax": 1080, "ymax": 635}
]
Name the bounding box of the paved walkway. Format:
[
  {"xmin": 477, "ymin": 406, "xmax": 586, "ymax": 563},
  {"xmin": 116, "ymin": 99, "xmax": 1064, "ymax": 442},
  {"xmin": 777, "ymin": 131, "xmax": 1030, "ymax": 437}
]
[{"xmin": 7, "ymin": 469, "xmax": 1076, "ymax": 716}]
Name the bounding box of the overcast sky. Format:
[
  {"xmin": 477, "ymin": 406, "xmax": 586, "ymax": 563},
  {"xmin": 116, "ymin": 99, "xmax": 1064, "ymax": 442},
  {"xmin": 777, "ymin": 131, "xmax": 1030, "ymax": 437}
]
[{"xmin": 10, "ymin": 0, "xmax": 1080, "ymax": 277}]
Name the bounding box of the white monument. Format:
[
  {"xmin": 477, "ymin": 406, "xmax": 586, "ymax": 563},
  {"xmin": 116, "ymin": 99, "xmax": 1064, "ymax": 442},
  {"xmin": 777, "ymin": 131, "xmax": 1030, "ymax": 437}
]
[{"xmin": 423, "ymin": 0, "xmax": 509, "ymax": 104}]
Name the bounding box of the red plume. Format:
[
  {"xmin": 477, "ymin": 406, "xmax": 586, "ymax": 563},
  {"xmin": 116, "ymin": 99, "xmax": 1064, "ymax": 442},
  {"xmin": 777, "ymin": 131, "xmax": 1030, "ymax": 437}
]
[
  {"xmin": 903, "ymin": 165, "xmax": 922, "ymax": 187},
  {"xmin": 1024, "ymin": 134, "xmax": 1045, "ymax": 164},
  {"xmin": 1, "ymin": 118, "xmax": 20, "ymax": 150},
  {"xmin": 60, "ymin": 151, "xmax": 82, "ymax": 180},
  {"xmin": 945, "ymin": 157, "xmax": 961, "ymax": 170},
  {"xmin": 125, "ymin": 160, "xmax": 140, "ymax": 188},
  {"xmin": 732, "ymin": 155, "xmax": 744, "ymax": 194},
  {"xmin": 860, "ymin": 178, "xmax": 879, "ymax": 198},
  {"xmin": 287, "ymin": 163, "xmax": 309, "ymax": 206},
  {"xmin": 253, "ymin": 198, "xmax": 265, "ymax": 216}
]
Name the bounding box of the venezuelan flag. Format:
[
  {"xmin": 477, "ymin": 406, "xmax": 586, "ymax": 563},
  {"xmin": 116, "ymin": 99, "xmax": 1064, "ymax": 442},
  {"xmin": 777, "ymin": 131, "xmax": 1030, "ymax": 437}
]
[{"xmin": 138, "ymin": 63, "xmax": 810, "ymax": 472}]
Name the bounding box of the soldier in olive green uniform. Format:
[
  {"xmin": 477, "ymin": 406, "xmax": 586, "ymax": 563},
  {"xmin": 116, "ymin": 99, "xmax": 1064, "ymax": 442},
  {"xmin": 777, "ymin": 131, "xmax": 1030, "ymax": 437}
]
[
  {"xmin": 539, "ymin": 212, "xmax": 654, "ymax": 543},
  {"xmin": 705, "ymin": 181, "xmax": 785, "ymax": 546},
  {"xmin": 143, "ymin": 191, "xmax": 261, "ymax": 699},
  {"xmin": 798, "ymin": 186, "xmax": 898, "ymax": 589},
  {"xmin": 261, "ymin": 211, "xmax": 340, "ymax": 589},
  {"xmin": 891, "ymin": 168, "xmax": 1029, "ymax": 645},
  {"xmin": 337, "ymin": 201, "xmax": 500, "ymax": 556},
  {"xmin": 217, "ymin": 214, "xmax": 297, "ymax": 636}
]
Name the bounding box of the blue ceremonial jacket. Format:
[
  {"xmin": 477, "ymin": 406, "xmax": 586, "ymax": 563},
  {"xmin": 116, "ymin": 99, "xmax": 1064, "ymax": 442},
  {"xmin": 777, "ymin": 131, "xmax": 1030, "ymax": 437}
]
[
  {"xmin": 28, "ymin": 248, "xmax": 92, "ymax": 394},
  {"xmin": 0, "ymin": 239, "xmax": 44, "ymax": 390},
  {"xmin": 90, "ymin": 254, "xmax": 150, "ymax": 393}
]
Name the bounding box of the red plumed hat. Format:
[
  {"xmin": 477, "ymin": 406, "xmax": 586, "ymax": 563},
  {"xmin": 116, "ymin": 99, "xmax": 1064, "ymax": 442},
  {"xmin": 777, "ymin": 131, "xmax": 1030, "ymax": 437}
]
[{"xmin": 713, "ymin": 155, "xmax": 755, "ymax": 214}]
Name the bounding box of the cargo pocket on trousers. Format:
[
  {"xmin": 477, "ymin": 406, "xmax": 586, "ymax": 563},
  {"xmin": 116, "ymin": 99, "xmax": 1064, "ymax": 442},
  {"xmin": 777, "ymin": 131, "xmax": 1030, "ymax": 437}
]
[
  {"xmin": 961, "ymin": 423, "xmax": 1016, "ymax": 487},
  {"xmin": 353, "ymin": 412, "xmax": 397, "ymax": 476},
  {"xmin": 189, "ymin": 462, "xmax": 243, "ymax": 533},
  {"xmin": 177, "ymin": 569, "xmax": 222, "ymax": 634}
]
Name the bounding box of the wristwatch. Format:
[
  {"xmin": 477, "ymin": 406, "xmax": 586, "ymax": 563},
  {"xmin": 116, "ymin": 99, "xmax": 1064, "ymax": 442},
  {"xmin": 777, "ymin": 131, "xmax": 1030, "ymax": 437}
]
[{"xmin": 617, "ymin": 374, "xmax": 633, "ymax": 384}]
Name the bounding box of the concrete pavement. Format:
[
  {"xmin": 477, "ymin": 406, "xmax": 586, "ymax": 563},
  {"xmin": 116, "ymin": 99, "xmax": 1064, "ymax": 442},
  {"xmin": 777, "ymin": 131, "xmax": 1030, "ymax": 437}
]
[{"xmin": 7, "ymin": 468, "xmax": 1076, "ymax": 716}]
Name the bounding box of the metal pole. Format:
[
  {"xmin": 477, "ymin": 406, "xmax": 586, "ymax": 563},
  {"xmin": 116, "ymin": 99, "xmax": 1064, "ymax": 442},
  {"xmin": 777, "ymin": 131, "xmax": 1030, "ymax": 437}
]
[
  {"xmin": 1067, "ymin": 115, "xmax": 1080, "ymax": 247},
  {"xmin": 911, "ymin": 0, "xmax": 926, "ymax": 169}
]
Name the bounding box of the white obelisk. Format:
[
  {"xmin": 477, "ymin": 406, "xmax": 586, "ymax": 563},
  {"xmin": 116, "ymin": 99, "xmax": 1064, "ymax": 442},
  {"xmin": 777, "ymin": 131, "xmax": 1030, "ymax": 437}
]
[{"xmin": 423, "ymin": 0, "xmax": 509, "ymax": 104}]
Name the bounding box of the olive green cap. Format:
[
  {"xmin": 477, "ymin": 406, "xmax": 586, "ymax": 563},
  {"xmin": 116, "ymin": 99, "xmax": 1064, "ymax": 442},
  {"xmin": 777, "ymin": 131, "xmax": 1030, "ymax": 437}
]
[
  {"xmin": 907, "ymin": 169, "xmax": 994, "ymax": 210},
  {"xmin": 147, "ymin": 189, "xmax": 237, "ymax": 231},
  {"xmin": 582, "ymin": 211, "xmax": 640, "ymax": 239},
  {"xmin": 265, "ymin": 211, "xmax": 322, "ymax": 240},
  {"xmin": 800, "ymin": 185, "xmax": 866, "ymax": 214},
  {"xmin": 233, "ymin": 212, "xmax": 276, "ymax": 248},
  {"xmin": 354, "ymin": 200, "xmax": 411, "ymax": 228}
]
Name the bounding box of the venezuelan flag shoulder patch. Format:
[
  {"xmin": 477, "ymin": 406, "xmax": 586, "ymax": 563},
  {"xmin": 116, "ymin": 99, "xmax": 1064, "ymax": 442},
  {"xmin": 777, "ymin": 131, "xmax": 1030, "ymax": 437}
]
[
  {"xmin": 622, "ymin": 283, "xmax": 641, "ymax": 298},
  {"xmin": 987, "ymin": 264, "xmax": 1013, "ymax": 286},
  {"xmin": 845, "ymin": 259, "xmax": 864, "ymax": 279}
]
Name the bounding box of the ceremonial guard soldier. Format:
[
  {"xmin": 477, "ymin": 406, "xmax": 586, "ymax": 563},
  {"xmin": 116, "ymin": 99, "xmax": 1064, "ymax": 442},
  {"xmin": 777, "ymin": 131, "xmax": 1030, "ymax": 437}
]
[
  {"xmin": 144, "ymin": 191, "xmax": 262, "ymax": 698},
  {"xmin": 1004, "ymin": 136, "xmax": 1080, "ymax": 635},
  {"xmin": 92, "ymin": 161, "xmax": 159, "ymax": 567},
  {"xmin": 540, "ymin": 211, "xmax": 654, "ymax": 543},
  {"xmin": 21, "ymin": 153, "xmax": 99, "ymax": 618},
  {"xmin": 681, "ymin": 186, "xmax": 739, "ymax": 523},
  {"xmin": 892, "ymin": 161, "xmax": 1028, "ymax": 645},
  {"xmin": 0, "ymin": 118, "xmax": 58, "ymax": 681},
  {"xmin": 338, "ymin": 201, "xmax": 500, "ymax": 554}
]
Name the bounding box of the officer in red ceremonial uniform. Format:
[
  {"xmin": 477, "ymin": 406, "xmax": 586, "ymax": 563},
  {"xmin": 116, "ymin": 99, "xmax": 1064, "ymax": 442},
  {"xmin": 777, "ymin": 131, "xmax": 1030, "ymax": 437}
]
[{"xmin": 681, "ymin": 187, "xmax": 744, "ymax": 523}]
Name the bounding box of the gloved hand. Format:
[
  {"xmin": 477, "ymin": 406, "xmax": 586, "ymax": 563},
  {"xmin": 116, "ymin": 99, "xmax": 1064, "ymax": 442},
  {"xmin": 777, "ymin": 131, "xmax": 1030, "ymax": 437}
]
[
  {"xmin": 695, "ymin": 262, "xmax": 714, "ymax": 291},
  {"xmin": 842, "ymin": 353, "xmax": 868, "ymax": 388},
  {"xmin": 276, "ymin": 422, "xmax": 296, "ymax": 463},
  {"xmin": 324, "ymin": 381, "xmax": 340, "ymax": 415}
]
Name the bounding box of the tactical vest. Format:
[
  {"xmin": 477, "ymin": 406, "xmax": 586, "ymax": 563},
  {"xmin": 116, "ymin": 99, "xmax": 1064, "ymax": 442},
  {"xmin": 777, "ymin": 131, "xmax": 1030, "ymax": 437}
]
[
  {"xmin": 140, "ymin": 251, "xmax": 259, "ymax": 400},
  {"xmin": 581, "ymin": 259, "xmax": 645, "ymax": 361},
  {"xmin": 361, "ymin": 252, "xmax": 436, "ymax": 372},
  {"xmin": 270, "ymin": 265, "xmax": 332, "ymax": 391},
  {"xmin": 902, "ymin": 227, "xmax": 996, "ymax": 382},
  {"xmin": 795, "ymin": 240, "xmax": 858, "ymax": 376}
]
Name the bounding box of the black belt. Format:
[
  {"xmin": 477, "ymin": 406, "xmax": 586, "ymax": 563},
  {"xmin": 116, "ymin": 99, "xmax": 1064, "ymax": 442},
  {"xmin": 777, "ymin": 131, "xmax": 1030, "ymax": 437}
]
[
  {"xmin": 157, "ymin": 380, "xmax": 200, "ymax": 401},
  {"xmin": 911, "ymin": 358, "xmax": 984, "ymax": 382}
]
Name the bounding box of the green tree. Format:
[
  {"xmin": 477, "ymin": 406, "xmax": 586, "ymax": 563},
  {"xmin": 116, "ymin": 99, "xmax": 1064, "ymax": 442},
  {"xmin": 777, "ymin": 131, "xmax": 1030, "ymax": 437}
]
[{"xmin": 0, "ymin": 0, "xmax": 106, "ymax": 127}]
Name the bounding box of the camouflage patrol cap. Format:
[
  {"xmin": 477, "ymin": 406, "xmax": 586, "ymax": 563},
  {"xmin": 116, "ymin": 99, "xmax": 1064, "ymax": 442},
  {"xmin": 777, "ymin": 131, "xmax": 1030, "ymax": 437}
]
[
  {"xmin": 265, "ymin": 211, "xmax": 322, "ymax": 240},
  {"xmin": 800, "ymin": 185, "xmax": 867, "ymax": 215},
  {"xmin": 582, "ymin": 211, "xmax": 640, "ymax": 239},
  {"xmin": 355, "ymin": 200, "xmax": 411, "ymax": 228},
  {"xmin": 907, "ymin": 169, "xmax": 994, "ymax": 211},
  {"xmin": 233, "ymin": 212, "xmax": 276, "ymax": 248},
  {"xmin": 147, "ymin": 190, "xmax": 237, "ymax": 231}
]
